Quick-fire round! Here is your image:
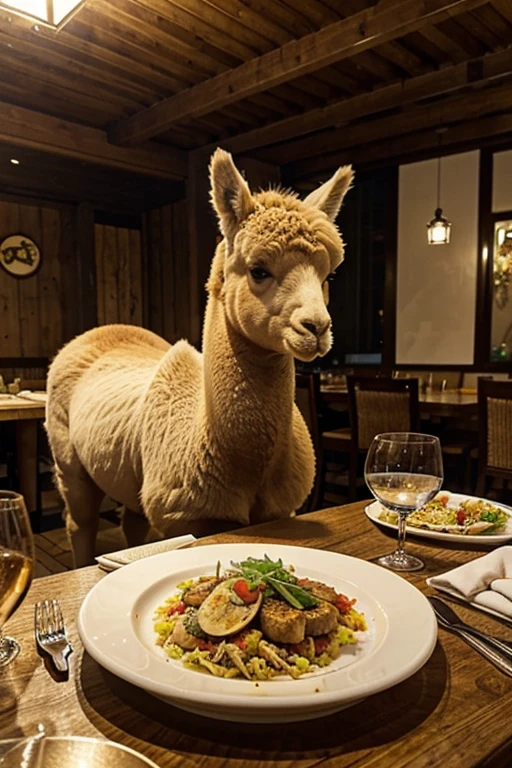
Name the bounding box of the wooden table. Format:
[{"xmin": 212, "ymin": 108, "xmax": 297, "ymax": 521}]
[
  {"xmin": 321, "ymin": 386, "xmax": 478, "ymax": 419},
  {"xmin": 0, "ymin": 395, "xmax": 46, "ymax": 517},
  {"xmin": 1, "ymin": 502, "xmax": 511, "ymax": 767}
]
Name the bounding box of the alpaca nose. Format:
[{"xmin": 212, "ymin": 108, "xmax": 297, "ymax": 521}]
[{"xmin": 301, "ymin": 319, "xmax": 330, "ymax": 338}]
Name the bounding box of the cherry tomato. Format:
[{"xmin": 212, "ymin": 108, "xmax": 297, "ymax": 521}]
[
  {"xmin": 198, "ymin": 639, "xmax": 218, "ymax": 653},
  {"xmin": 233, "ymin": 579, "xmax": 260, "ymax": 604},
  {"xmin": 167, "ymin": 600, "xmax": 186, "ymax": 616},
  {"xmin": 334, "ymin": 593, "xmax": 356, "ymax": 614},
  {"xmin": 314, "ymin": 636, "xmax": 330, "ymax": 656},
  {"xmin": 457, "ymin": 510, "xmax": 466, "ymax": 525}
]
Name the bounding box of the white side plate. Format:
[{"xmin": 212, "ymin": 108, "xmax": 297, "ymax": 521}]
[{"xmin": 365, "ymin": 492, "xmax": 512, "ymax": 545}]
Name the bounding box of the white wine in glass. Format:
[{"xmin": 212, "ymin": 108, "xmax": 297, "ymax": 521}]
[
  {"xmin": 0, "ymin": 491, "xmax": 34, "ymax": 665},
  {"xmin": 365, "ymin": 433, "xmax": 443, "ymax": 572}
]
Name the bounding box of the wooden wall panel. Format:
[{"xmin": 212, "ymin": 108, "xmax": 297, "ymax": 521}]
[
  {"xmin": 143, "ymin": 199, "xmax": 192, "ymax": 345},
  {"xmin": 0, "ymin": 201, "xmax": 20, "ymax": 357},
  {"xmin": 172, "ymin": 198, "xmax": 190, "ymax": 342},
  {"xmin": 94, "ymin": 223, "xmax": 142, "ymax": 327},
  {"xmin": 39, "ymin": 207, "xmax": 63, "ymax": 357},
  {"xmin": 0, "ymin": 198, "xmax": 70, "ymax": 360}
]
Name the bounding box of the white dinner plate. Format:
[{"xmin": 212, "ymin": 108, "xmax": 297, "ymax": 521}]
[
  {"xmin": 78, "ymin": 543, "xmax": 436, "ymax": 723},
  {"xmin": 365, "ymin": 492, "xmax": 512, "ymax": 545}
]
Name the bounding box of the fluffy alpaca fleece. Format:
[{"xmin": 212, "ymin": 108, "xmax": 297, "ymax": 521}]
[{"xmin": 46, "ymin": 149, "xmax": 353, "ymax": 567}]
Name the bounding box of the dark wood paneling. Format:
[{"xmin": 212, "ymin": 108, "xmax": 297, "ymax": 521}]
[
  {"xmin": 0, "ymin": 198, "xmax": 73, "ymax": 358},
  {"xmin": 143, "ymin": 199, "xmax": 193, "ymax": 345},
  {"xmin": 94, "ymin": 222, "xmax": 142, "ymax": 327},
  {"xmin": 474, "ymin": 148, "xmax": 494, "ymax": 369}
]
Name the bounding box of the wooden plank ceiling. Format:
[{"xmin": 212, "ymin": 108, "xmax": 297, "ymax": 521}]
[{"xmin": 0, "ymin": 0, "xmax": 511, "ymax": 194}]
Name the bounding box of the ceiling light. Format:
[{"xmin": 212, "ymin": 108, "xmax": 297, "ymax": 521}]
[
  {"xmin": 427, "ymin": 206, "xmax": 451, "ymax": 245},
  {"xmin": 0, "ymin": 0, "xmax": 85, "ymax": 30},
  {"xmin": 10, "ymin": 158, "xmax": 19, "ymax": 165},
  {"xmin": 427, "ymin": 129, "xmax": 452, "ymax": 245}
]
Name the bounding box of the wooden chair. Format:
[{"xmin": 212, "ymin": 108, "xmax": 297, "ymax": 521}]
[
  {"xmin": 18, "ymin": 378, "xmax": 47, "ymax": 391},
  {"xmin": 475, "ymin": 379, "xmax": 512, "ymax": 497},
  {"xmin": 295, "ymin": 372, "xmax": 323, "ymax": 512},
  {"xmin": 319, "ymin": 376, "xmax": 420, "ymax": 504}
]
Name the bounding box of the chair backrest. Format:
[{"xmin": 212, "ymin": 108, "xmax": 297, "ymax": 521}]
[
  {"xmin": 295, "ymin": 372, "xmax": 321, "ymax": 451},
  {"xmin": 478, "ymin": 378, "xmax": 512, "ymax": 472},
  {"xmin": 18, "ymin": 378, "xmax": 47, "ymax": 391},
  {"xmin": 347, "ymin": 376, "xmax": 420, "ymax": 450}
]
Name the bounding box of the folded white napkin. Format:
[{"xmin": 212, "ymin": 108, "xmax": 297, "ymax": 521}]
[
  {"xmin": 96, "ymin": 534, "xmax": 196, "ymax": 571},
  {"xmin": 427, "ymin": 546, "xmax": 512, "ymax": 619},
  {"xmin": 16, "ymin": 390, "xmax": 47, "ymax": 402}
]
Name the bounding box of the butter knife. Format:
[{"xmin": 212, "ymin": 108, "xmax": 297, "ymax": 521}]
[{"xmin": 429, "ymin": 597, "xmax": 512, "ymax": 676}]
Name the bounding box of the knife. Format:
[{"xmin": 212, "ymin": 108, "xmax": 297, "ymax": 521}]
[{"xmin": 429, "ymin": 596, "xmax": 512, "ymax": 676}]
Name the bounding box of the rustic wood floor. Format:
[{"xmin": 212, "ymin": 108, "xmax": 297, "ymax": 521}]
[{"xmin": 34, "ymin": 491, "xmax": 130, "ymax": 576}]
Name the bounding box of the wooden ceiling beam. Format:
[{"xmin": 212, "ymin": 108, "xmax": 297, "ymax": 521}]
[
  {"xmin": 213, "ymin": 47, "xmax": 512, "ymax": 155},
  {"xmin": 0, "ymin": 102, "xmax": 187, "ymax": 180},
  {"xmin": 267, "ymin": 80, "xmax": 512, "ymax": 166},
  {"xmin": 110, "ymin": 0, "xmax": 489, "ymax": 146},
  {"xmin": 287, "ymin": 111, "xmax": 512, "ymax": 179}
]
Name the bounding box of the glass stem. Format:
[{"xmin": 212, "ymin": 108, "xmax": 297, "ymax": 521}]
[{"xmin": 396, "ymin": 513, "xmax": 408, "ymax": 556}]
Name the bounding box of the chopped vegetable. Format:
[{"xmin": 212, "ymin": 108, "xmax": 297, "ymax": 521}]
[
  {"xmin": 153, "ymin": 555, "xmax": 366, "ymax": 682},
  {"xmin": 230, "ymin": 557, "xmax": 318, "ymax": 610}
]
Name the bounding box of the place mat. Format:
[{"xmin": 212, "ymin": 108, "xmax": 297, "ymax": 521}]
[{"xmin": 96, "ymin": 534, "xmax": 196, "ymax": 571}]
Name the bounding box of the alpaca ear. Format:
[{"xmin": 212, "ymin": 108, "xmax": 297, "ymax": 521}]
[
  {"xmin": 209, "ymin": 148, "xmax": 255, "ymax": 239},
  {"xmin": 303, "ymin": 165, "xmax": 354, "ymax": 222}
]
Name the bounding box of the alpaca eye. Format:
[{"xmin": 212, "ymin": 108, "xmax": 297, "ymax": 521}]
[
  {"xmin": 250, "ymin": 267, "xmax": 272, "ymax": 282},
  {"xmin": 326, "ymin": 272, "xmax": 336, "ymax": 282}
]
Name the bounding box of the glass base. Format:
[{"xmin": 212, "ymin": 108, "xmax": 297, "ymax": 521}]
[
  {"xmin": 376, "ymin": 551, "xmax": 424, "ymax": 572},
  {"xmin": 0, "ymin": 636, "xmax": 20, "ymax": 666}
]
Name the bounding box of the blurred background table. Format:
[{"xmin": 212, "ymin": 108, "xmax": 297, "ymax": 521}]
[
  {"xmin": 321, "ymin": 385, "xmax": 478, "ymax": 419},
  {"xmin": 0, "ymin": 395, "xmax": 46, "ymax": 525}
]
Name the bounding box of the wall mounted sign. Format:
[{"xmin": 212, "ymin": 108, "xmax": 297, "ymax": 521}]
[{"xmin": 0, "ymin": 234, "xmax": 41, "ymax": 278}]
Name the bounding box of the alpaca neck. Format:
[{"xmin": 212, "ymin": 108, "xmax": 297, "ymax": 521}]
[{"xmin": 202, "ymin": 291, "xmax": 295, "ymax": 443}]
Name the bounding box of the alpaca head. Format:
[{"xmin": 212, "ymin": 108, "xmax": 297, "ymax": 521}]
[{"xmin": 209, "ymin": 148, "xmax": 353, "ymax": 362}]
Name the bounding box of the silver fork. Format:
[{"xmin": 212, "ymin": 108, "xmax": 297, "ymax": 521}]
[{"xmin": 34, "ymin": 599, "xmax": 73, "ymax": 673}]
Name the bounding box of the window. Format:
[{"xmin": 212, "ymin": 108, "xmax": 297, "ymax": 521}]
[{"xmin": 326, "ymin": 167, "xmax": 397, "ymax": 369}]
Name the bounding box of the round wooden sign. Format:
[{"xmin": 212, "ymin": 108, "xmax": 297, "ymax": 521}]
[{"xmin": 0, "ymin": 234, "xmax": 41, "ymax": 277}]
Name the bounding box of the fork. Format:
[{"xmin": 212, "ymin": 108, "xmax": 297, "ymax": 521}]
[{"xmin": 34, "ymin": 599, "xmax": 73, "ymax": 673}]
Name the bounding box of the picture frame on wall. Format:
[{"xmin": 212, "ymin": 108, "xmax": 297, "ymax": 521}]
[{"xmin": 0, "ymin": 234, "xmax": 41, "ymax": 278}]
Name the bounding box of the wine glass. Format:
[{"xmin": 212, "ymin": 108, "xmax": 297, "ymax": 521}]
[
  {"xmin": 0, "ymin": 491, "xmax": 34, "ymax": 665},
  {"xmin": 364, "ymin": 433, "xmax": 443, "ymax": 572}
]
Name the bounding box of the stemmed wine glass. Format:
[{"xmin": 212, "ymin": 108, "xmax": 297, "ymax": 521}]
[
  {"xmin": 0, "ymin": 491, "xmax": 34, "ymax": 665},
  {"xmin": 364, "ymin": 433, "xmax": 443, "ymax": 572}
]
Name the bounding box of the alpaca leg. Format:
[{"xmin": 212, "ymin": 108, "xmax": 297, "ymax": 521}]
[
  {"xmin": 54, "ymin": 463, "xmax": 104, "ymax": 568},
  {"xmin": 122, "ymin": 508, "xmax": 151, "ymax": 548}
]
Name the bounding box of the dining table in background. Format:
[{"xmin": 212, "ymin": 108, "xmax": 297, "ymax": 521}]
[
  {"xmin": 0, "ymin": 394, "xmax": 46, "ymax": 524},
  {"xmin": 321, "ymin": 385, "xmax": 478, "ymax": 420},
  {"xmin": 1, "ymin": 501, "xmax": 511, "ymax": 767}
]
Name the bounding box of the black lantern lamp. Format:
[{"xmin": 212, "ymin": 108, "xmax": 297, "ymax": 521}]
[{"xmin": 427, "ymin": 130, "xmax": 452, "ymax": 245}]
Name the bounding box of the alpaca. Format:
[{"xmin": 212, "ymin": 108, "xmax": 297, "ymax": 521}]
[{"xmin": 46, "ymin": 149, "xmax": 353, "ymax": 567}]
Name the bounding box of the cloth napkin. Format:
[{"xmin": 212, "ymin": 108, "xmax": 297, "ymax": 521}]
[
  {"xmin": 427, "ymin": 546, "xmax": 512, "ymax": 619},
  {"xmin": 16, "ymin": 390, "xmax": 47, "ymax": 402},
  {"xmin": 96, "ymin": 534, "xmax": 196, "ymax": 571}
]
